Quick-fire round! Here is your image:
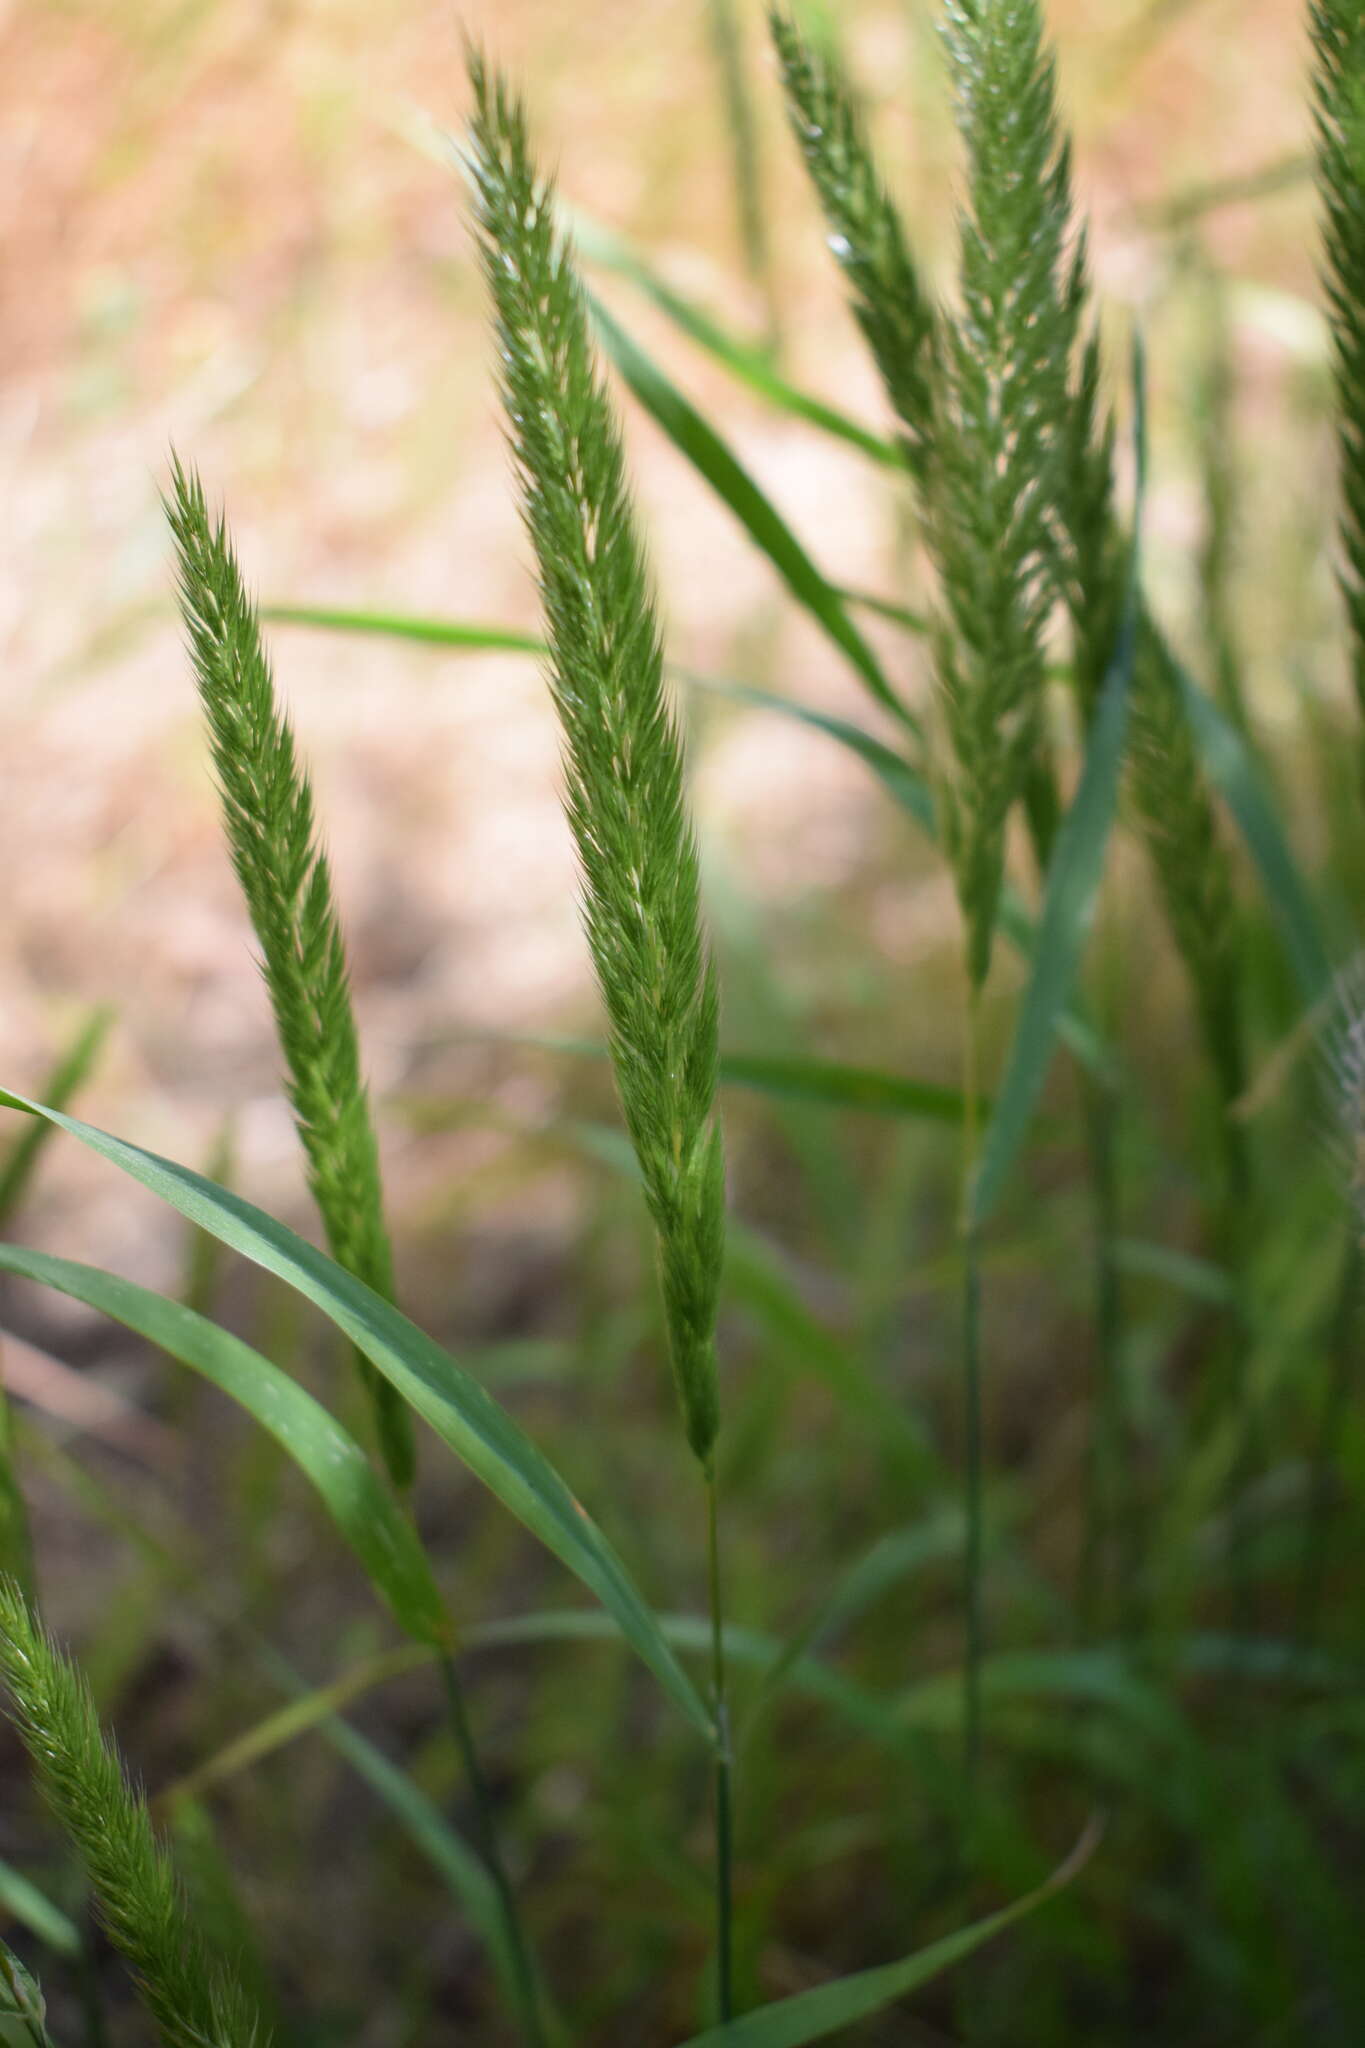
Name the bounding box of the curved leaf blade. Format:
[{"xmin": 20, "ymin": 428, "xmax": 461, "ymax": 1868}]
[
  {"xmin": 0, "ymin": 1245, "xmax": 451, "ymax": 1650},
  {"xmin": 589, "ymin": 295, "xmax": 920, "ymax": 738},
  {"xmin": 685, "ymin": 671, "xmax": 934, "ymax": 831},
  {"xmin": 159, "ymin": 1646, "xmax": 431, "ymax": 1806},
  {"xmin": 674, "ymin": 1822, "xmax": 1100, "ymax": 2047},
  {"xmin": 0, "ymin": 1008, "xmax": 113, "ymax": 1230},
  {"xmin": 1171, "ymin": 655, "xmax": 1333, "ymax": 1003},
  {"xmin": 721, "ymin": 1052, "xmax": 969, "ymax": 1123},
  {"xmin": 971, "ymin": 592, "xmax": 1139, "ymax": 1225},
  {"xmin": 0, "ymin": 1858, "xmax": 79, "ymax": 1959},
  {"xmin": 971, "ymin": 340, "xmax": 1148, "ymax": 1225},
  {"xmin": 0, "ymin": 1096, "xmax": 714, "ymax": 1744},
  {"xmin": 572, "ymin": 217, "xmax": 904, "ymax": 469},
  {"xmin": 261, "ymin": 606, "xmax": 546, "ymax": 655}
]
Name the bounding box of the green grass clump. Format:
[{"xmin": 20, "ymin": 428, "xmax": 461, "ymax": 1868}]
[
  {"xmin": 0, "ymin": 1582, "xmax": 263, "ymax": 2048},
  {"xmin": 3, "ymin": 3, "xmax": 1365, "ymax": 2044}
]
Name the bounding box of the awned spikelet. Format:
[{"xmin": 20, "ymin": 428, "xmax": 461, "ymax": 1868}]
[
  {"xmin": 773, "ymin": 1, "xmax": 1083, "ymax": 985},
  {"xmin": 165, "ymin": 461, "xmax": 415, "ymax": 1488},
  {"xmin": 926, "ymin": 0, "xmax": 1087, "ymax": 985},
  {"xmin": 0, "ymin": 1582, "xmax": 263, "ymax": 2048},
  {"xmin": 465, "ymin": 53, "xmax": 724, "ymax": 1471}
]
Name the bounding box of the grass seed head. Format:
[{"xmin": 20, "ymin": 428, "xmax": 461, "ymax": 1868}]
[
  {"xmin": 165, "ymin": 457, "xmax": 414, "ymax": 1488},
  {"xmin": 465, "ymin": 50, "xmax": 725, "ymax": 1470},
  {"xmin": 0, "ymin": 1582, "xmax": 264, "ymax": 2048}
]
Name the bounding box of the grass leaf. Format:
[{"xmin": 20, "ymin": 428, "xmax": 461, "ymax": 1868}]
[
  {"xmin": 0, "ymin": 1245, "xmax": 451, "ymax": 1649},
  {"xmin": 159, "ymin": 1646, "xmax": 431, "ymax": 1806},
  {"xmin": 971, "ymin": 341, "xmax": 1147, "ymax": 1225},
  {"xmin": 685, "ymin": 671, "xmax": 934, "ymax": 831},
  {"xmin": 671, "ymin": 1821, "xmax": 1100, "ymax": 2047},
  {"xmin": 0, "ymin": 1860, "xmax": 79, "ymax": 1960},
  {"xmin": 588, "ymin": 295, "xmax": 919, "ymax": 738},
  {"xmin": 971, "ymin": 583, "xmax": 1140, "ymax": 1225},
  {"xmin": 1172, "ymin": 658, "xmax": 1333, "ymax": 1003},
  {"xmin": 260, "ymin": 605, "xmax": 545, "ymax": 653},
  {"xmin": 720, "ymin": 1052, "xmax": 970, "ymax": 1123},
  {"xmin": 0, "ymin": 1009, "xmax": 112, "ymax": 1230},
  {"xmin": 0, "ymin": 1093, "xmax": 714, "ymax": 1743},
  {"xmin": 572, "ymin": 215, "xmax": 902, "ymax": 466}
]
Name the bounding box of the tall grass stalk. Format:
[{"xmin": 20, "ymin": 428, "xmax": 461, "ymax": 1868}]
[
  {"xmin": 773, "ymin": 0, "xmax": 1089, "ymax": 1789},
  {"xmin": 0, "ymin": 1580, "xmax": 263, "ymax": 2048},
  {"xmin": 166, "ymin": 466, "xmax": 545, "ymax": 2046},
  {"xmin": 465, "ymin": 51, "xmax": 733, "ymax": 2012},
  {"xmin": 960, "ymin": 985, "xmax": 984, "ymax": 1792}
]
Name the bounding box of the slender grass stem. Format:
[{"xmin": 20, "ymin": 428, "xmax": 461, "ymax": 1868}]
[
  {"xmin": 437, "ymin": 1652, "xmax": 546, "ymax": 2048},
  {"xmin": 1214, "ymin": 1091, "xmax": 1258, "ymax": 1636},
  {"xmin": 961, "ymin": 984, "xmax": 984, "ymax": 1805},
  {"xmin": 705, "ymin": 1474, "xmax": 734, "ymax": 2023}
]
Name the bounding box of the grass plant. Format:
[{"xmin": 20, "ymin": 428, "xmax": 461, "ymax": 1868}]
[
  {"xmin": 0, "ymin": 3, "xmax": 1362, "ymax": 2043},
  {"xmin": 464, "ymin": 52, "xmax": 733, "ymax": 2010}
]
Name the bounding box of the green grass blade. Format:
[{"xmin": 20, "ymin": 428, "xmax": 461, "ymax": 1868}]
[
  {"xmin": 261, "ymin": 605, "xmax": 546, "ymax": 654},
  {"xmin": 247, "ymin": 1643, "xmax": 563, "ymax": 2040},
  {"xmin": 1112, "ymin": 1237, "xmax": 1236, "ymax": 1306},
  {"xmin": 720, "ymin": 1052, "xmax": 969, "ymax": 1123},
  {"xmin": 745, "ymin": 1512, "xmax": 964, "ymax": 1726},
  {"xmin": 466, "ymin": 1608, "xmax": 906, "ymax": 1746},
  {"xmin": 833, "ymin": 586, "xmax": 930, "ymax": 635},
  {"xmin": 0, "ymin": 1094, "xmax": 713, "ymax": 1743},
  {"xmin": 684, "ymin": 672, "xmax": 933, "ymax": 831},
  {"xmin": 572, "ymin": 218, "xmax": 901, "ymax": 466},
  {"xmin": 257, "ymin": 605, "xmax": 938, "ymax": 832},
  {"xmin": 1171, "ymin": 657, "xmax": 1333, "ymax": 1002},
  {"xmin": 0, "ymin": 1862, "xmax": 79, "ymax": 1960},
  {"xmin": 160, "ymin": 1646, "xmax": 431, "ymax": 1806},
  {"xmin": 247, "ymin": 619, "xmax": 1115, "ymax": 1077},
  {"xmin": 588, "ymin": 296, "xmax": 920, "ymax": 737},
  {"xmin": 724, "ymin": 1227, "xmax": 936, "ymax": 1485},
  {"xmin": 0, "ymin": 1010, "xmax": 112, "ymax": 1230},
  {"xmin": 971, "ymin": 592, "xmax": 1139, "ymax": 1227},
  {"xmin": 316, "ymin": 1710, "xmax": 526, "ymax": 2019},
  {"xmin": 0, "ymin": 1246, "xmax": 451, "ymax": 1650},
  {"xmin": 971, "ymin": 342, "xmax": 1148, "ymax": 1225},
  {"xmin": 672, "ymin": 1822, "xmax": 1099, "ymax": 2048}
]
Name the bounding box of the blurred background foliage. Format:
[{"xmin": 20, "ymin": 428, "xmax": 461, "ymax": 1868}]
[{"xmin": 2, "ymin": 0, "xmax": 1361, "ymax": 2043}]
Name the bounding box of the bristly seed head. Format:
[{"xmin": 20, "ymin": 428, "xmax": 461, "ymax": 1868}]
[{"xmin": 465, "ymin": 47, "xmax": 724, "ymax": 1470}]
